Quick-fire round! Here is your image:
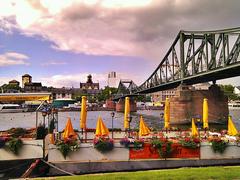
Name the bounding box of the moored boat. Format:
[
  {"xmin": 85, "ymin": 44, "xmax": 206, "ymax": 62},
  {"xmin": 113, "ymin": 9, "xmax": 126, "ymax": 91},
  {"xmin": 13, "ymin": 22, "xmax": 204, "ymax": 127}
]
[
  {"xmin": 0, "ymin": 104, "xmax": 28, "ymax": 113},
  {"xmin": 228, "ymin": 101, "xmax": 240, "ymax": 110}
]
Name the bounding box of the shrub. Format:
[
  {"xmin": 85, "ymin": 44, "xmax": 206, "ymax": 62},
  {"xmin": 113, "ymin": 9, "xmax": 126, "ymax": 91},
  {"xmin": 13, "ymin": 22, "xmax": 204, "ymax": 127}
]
[
  {"xmin": 210, "ymin": 137, "xmax": 228, "ymax": 154},
  {"xmin": 151, "ymin": 137, "xmax": 172, "ymax": 158},
  {"xmin": 56, "ymin": 138, "xmax": 79, "ymax": 159},
  {"xmin": 0, "ymin": 137, "xmax": 6, "ymax": 148},
  {"xmin": 93, "ymin": 137, "xmax": 114, "ymax": 152},
  {"xmin": 179, "ymin": 137, "xmax": 200, "ymax": 149},
  {"xmin": 5, "ymin": 138, "xmax": 23, "ymax": 154},
  {"xmin": 7, "ymin": 128, "xmax": 26, "ymax": 138},
  {"xmin": 36, "ymin": 125, "xmax": 48, "ymax": 139},
  {"xmin": 120, "ymin": 138, "xmax": 144, "ymax": 149}
]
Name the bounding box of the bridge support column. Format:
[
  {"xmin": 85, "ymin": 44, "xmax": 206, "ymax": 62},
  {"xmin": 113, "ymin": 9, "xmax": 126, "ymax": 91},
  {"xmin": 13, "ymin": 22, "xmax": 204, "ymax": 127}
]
[
  {"xmin": 170, "ymin": 84, "xmax": 228, "ymax": 125},
  {"xmin": 116, "ymin": 98, "xmax": 137, "ymax": 112}
]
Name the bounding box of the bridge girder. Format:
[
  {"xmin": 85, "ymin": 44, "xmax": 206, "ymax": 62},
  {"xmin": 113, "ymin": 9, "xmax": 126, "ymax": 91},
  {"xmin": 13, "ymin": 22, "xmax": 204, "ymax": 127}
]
[{"xmin": 114, "ymin": 27, "xmax": 240, "ymax": 99}]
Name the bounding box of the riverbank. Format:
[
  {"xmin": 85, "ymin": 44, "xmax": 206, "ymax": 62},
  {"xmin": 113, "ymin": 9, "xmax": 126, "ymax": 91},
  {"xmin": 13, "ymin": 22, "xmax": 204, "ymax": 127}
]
[{"xmin": 46, "ymin": 166, "xmax": 240, "ymax": 180}]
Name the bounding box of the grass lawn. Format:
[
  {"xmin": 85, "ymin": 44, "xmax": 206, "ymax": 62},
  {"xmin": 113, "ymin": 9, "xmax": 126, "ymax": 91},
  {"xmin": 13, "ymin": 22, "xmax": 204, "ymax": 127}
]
[{"xmin": 51, "ymin": 166, "xmax": 240, "ymax": 180}]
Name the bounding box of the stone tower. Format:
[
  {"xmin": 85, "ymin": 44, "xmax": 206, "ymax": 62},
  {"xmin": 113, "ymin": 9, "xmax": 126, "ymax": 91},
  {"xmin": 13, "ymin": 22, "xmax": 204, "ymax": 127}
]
[{"xmin": 22, "ymin": 74, "xmax": 32, "ymax": 88}]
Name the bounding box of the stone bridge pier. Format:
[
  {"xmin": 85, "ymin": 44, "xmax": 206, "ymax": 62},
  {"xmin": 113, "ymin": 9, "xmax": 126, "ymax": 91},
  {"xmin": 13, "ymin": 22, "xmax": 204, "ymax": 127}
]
[
  {"xmin": 170, "ymin": 84, "xmax": 228, "ymax": 125},
  {"xmin": 115, "ymin": 98, "xmax": 137, "ymax": 112}
]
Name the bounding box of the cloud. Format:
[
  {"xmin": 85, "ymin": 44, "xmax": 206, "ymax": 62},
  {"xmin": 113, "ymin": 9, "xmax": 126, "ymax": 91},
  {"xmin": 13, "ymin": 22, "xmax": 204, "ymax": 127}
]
[
  {"xmin": 0, "ymin": 52, "xmax": 29, "ymax": 66},
  {"xmin": 38, "ymin": 71, "xmax": 144, "ymax": 88},
  {"xmin": 41, "ymin": 60, "xmax": 67, "ymax": 66},
  {"xmin": 0, "ymin": 75, "xmax": 22, "ymax": 86},
  {"xmin": 39, "ymin": 73, "xmax": 107, "ymax": 88},
  {"xmin": 1, "ymin": 0, "xmax": 240, "ymax": 62}
]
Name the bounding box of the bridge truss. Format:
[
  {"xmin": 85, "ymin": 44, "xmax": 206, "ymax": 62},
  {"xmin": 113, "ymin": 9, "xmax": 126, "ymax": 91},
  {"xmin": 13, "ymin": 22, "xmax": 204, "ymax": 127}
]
[{"xmin": 132, "ymin": 27, "xmax": 240, "ymax": 94}]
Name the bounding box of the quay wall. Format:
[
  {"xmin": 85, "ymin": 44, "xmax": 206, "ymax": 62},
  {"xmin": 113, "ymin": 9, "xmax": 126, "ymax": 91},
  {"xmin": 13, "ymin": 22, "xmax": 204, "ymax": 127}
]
[{"xmin": 48, "ymin": 159, "xmax": 240, "ymax": 176}]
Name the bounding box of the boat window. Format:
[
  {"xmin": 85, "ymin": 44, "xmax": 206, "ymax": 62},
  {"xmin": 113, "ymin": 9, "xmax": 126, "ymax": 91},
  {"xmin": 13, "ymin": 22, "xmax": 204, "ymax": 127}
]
[{"xmin": 2, "ymin": 106, "xmax": 18, "ymax": 109}]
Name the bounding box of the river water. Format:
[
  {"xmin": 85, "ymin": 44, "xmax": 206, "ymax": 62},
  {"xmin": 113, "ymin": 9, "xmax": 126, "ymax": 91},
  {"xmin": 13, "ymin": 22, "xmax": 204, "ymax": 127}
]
[{"xmin": 0, "ymin": 110, "xmax": 240, "ymax": 131}]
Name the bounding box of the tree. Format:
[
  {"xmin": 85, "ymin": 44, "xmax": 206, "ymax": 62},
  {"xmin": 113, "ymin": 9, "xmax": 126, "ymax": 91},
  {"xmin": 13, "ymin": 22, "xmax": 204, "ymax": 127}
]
[
  {"xmin": 1, "ymin": 84, "xmax": 21, "ymax": 92},
  {"xmin": 96, "ymin": 86, "xmax": 117, "ymax": 102},
  {"xmin": 219, "ymin": 84, "xmax": 240, "ymax": 100}
]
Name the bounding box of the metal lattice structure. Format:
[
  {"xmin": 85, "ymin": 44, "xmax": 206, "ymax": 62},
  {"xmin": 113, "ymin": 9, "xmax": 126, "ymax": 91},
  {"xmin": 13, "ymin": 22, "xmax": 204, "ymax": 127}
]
[
  {"xmin": 114, "ymin": 27, "xmax": 240, "ymax": 99},
  {"xmin": 135, "ymin": 27, "xmax": 240, "ymax": 94},
  {"xmin": 114, "ymin": 80, "xmax": 139, "ymax": 100}
]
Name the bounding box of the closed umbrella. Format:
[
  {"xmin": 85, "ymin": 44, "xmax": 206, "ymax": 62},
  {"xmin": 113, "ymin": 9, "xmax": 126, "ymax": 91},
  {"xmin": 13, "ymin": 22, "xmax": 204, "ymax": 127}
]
[
  {"xmin": 95, "ymin": 116, "xmax": 109, "ymax": 137},
  {"xmin": 62, "ymin": 118, "xmax": 77, "ymax": 140},
  {"xmin": 164, "ymin": 98, "xmax": 170, "ymax": 129},
  {"xmin": 191, "ymin": 118, "xmax": 199, "ymax": 137},
  {"xmin": 203, "ymin": 98, "xmax": 209, "ymax": 129},
  {"xmin": 124, "ymin": 97, "xmax": 130, "ymax": 129},
  {"xmin": 139, "ymin": 116, "xmax": 151, "ymax": 136},
  {"xmin": 228, "ymin": 116, "xmax": 238, "ymax": 136},
  {"xmin": 80, "ymin": 96, "xmax": 87, "ymax": 130}
]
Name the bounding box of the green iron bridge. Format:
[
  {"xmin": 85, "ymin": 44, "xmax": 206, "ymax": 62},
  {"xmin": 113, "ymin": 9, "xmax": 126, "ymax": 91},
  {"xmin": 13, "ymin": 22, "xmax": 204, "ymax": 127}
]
[{"xmin": 113, "ymin": 27, "xmax": 240, "ymax": 100}]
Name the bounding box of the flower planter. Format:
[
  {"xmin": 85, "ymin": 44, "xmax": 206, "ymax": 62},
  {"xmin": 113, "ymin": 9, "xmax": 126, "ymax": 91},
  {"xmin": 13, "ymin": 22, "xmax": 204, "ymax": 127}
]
[
  {"xmin": 200, "ymin": 142, "xmax": 240, "ymax": 159},
  {"xmin": 129, "ymin": 143, "xmax": 200, "ymax": 159}
]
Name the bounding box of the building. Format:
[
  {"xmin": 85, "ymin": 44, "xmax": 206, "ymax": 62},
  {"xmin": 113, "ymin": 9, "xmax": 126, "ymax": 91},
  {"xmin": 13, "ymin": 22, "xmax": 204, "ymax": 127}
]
[
  {"xmin": 22, "ymin": 74, "xmax": 44, "ymax": 92},
  {"xmin": 51, "ymin": 87, "xmax": 73, "ymax": 100},
  {"xmin": 234, "ymin": 86, "xmax": 240, "ymax": 96},
  {"xmin": 107, "ymin": 71, "xmax": 118, "ymax": 88},
  {"xmin": 80, "ymin": 74, "xmax": 100, "ymax": 95},
  {"xmin": 9, "ymin": 80, "xmax": 20, "ymax": 86},
  {"xmin": 24, "ymin": 82, "xmax": 43, "ymax": 92},
  {"xmin": 193, "ymin": 82, "xmax": 211, "ymax": 90},
  {"xmin": 22, "ymin": 74, "xmax": 32, "ymax": 88},
  {"xmin": 151, "ymin": 89, "xmax": 177, "ymax": 103}
]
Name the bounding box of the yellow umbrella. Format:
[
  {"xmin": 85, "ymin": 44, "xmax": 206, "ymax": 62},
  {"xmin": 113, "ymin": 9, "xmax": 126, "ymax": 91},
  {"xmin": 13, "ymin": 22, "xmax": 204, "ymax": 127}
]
[
  {"xmin": 191, "ymin": 118, "xmax": 199, "ymax": 137},
  {"xmin": 164, "ymin": 98, "xmax": 170, "ymax": 129},
  {"xmin": 228, "ymin": 116, "xmax": 238, "ymax": 136},
  {"xmin": 62, "ymin": 118, "xmax": 77, "ymax": 140},
  {"xmin": 124, "ymin": 97, "xmax": 130, "ymax": 129},
  {"xmin": 139, "ymin": 116, "xmax": 151, "ymax": 136},
  {"xmin": 80, "ymin": 96, "xmax": 87, "ymax": 130},
  {"xmin": 203, "ymin": 98, "xmax": 209, "ymax": 129},
  {"xmin": 95, "ymin": 116, "xmax": 109, "ymax": 137}
]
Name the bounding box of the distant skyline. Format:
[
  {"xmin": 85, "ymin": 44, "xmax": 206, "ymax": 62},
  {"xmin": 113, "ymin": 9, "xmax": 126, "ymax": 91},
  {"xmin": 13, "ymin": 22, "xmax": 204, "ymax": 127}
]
[{"xmin": 1, "ymin": 0, "xmax": 240, "ymax": 88}]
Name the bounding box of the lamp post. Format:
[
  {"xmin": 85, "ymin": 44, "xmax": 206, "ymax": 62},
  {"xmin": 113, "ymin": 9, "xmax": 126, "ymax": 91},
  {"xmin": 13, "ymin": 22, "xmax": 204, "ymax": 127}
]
[
  {"xmin": 127, "ymin": 113, "xmax": 132, "ymax": 137},
  {"xmin": 42, "ymin": 111, "xmax": 47, "ymax": 127},
  {"xmin": 52, "ymin": 108, "xmax": 58, "ymax": 132},
  {"xmin": 111, "ymin": 111, "xmax": 115, "ymax": 139}
]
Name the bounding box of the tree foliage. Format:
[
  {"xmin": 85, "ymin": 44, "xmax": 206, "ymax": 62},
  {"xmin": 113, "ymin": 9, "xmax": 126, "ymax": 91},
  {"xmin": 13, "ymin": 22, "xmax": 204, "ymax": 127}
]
[
  {"xmin": 0, "ymin": 84, "xmax": 21, "ymax": 92},
  {"xmin": 219, "ymin": 84, "xmax": 240, "ymax": 100}
]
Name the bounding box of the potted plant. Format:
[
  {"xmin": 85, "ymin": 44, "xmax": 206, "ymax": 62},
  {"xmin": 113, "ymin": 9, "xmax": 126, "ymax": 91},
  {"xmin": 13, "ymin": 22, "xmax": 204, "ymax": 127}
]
[
  {"xmin": 5, "ymin": 138, "xmax": 23, "ymax": 155},
  {"xmin": 36, "ymin": 125, "xmax": 48, "ymax": 139},
  {"xmin": 151, "ymin": 137, "xmax": 172, "ymax": 158},
  {"xmin": 56, "ymin": 138, "xmax": 80, "ymax": 159},
  {"xmin": 179, "ymin": 137, "xmax": 200, "ymax": 149},
  {"xmin": 0, "ymin": 137, "xmax": 7, "ymax": 148},
  {"xmin": 7, "ymin": 128, "xmax": 26, "ymax": 138},
  {"xmin": 93, "ymin": 137, "xmax": 114, "ymax": 152},
  {"xmin": 209, "ymin": 137, "xmax": 228, "ymax": 154},
  {"xmin": 120, "ymin": 137, "xmax": 144, "ymax": 149}
]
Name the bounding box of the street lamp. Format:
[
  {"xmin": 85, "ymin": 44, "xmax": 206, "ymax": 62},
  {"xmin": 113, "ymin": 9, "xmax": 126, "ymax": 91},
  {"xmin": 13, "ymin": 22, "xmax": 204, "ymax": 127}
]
[
  {"xmin": 111, "ymin": 111, "xmax": 115, "ymax": 139},
  {"xmin": 127, "ymin": 113, "xmax": 132, "ymax": 137},
  {"xmin": 52, "ymin": 108, "xmax": 58, "ymax": 132},
  {"xmin": 41, "ymin": 110, "xmax": 47, "ymax": 127}
]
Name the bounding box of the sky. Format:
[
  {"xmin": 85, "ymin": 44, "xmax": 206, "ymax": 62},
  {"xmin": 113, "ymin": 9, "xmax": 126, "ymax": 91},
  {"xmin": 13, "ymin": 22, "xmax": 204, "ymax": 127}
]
[{"xmin": 0, "ymin": 0, "xmax": 240, "ymax": 88}]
